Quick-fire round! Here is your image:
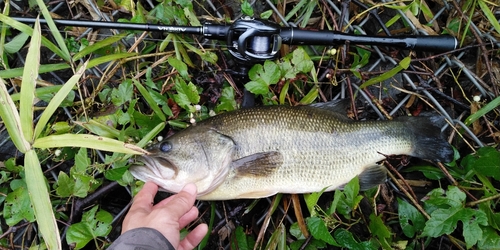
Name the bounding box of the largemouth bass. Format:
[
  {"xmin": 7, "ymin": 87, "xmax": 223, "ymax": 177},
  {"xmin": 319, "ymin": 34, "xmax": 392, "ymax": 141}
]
[{"xmin": 130, "ymin": 104, "xmax": 453, "ymax": 200}]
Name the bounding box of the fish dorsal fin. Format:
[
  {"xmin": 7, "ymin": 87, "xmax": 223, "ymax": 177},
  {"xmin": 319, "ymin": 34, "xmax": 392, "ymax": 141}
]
[
  {"xmin": 232, "ymin": 151, "xmax": 283, "ymax": 177},
  {"xmin": 358, "ymin": 164, "xmax": 388, "ymax": 190},
  {"xmin": 309, "ymin": 99, "xmax": 351, "ymax": 114}
]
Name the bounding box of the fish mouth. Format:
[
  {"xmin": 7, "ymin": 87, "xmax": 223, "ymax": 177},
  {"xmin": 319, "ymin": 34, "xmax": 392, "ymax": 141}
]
[{"xmin": 134, "ymin": 155, "xmax": 179, "ymax": 179}]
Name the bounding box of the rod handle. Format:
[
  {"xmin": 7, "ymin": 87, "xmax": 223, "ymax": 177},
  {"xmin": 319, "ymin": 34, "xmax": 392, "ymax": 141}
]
[
  {"xmin": 408, "ymin": 35, "xmax": 458, "ymax": 52},
  {"xmin": 281, "ymin": 28, "xmax": 458, "ymax": 52}
]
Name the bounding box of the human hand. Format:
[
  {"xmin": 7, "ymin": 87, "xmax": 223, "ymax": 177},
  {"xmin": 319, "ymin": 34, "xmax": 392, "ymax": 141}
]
[{"xmin": 122, "ymin": 182, "xmax": 208, "ymax": 249}]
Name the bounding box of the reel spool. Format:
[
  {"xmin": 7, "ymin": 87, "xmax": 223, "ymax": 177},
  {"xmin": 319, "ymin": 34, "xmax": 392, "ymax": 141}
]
[{"xmin": 226, "ymin": 17, "xmax": 282, "ymax": 63}]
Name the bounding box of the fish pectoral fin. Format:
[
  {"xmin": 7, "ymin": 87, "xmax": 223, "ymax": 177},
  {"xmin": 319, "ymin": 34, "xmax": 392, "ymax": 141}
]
[
  {"xmin": 232, "ymin": 151, "xmax": 283, "ymax": 177},
  {"xmin": 357, "ymin": 164, "xmax": 388, "ymax": 190}
]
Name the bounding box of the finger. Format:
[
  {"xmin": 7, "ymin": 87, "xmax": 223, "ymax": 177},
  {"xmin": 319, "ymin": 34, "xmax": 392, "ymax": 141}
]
[
  {"xmin": 178, "ymin": 224, "xmax": 209, "ymax": 250},
  {"xmin": 159, "ymin": 183, "xmax": 197, "ymax": 218},
  {"xmin": 129, "ymin": 182, "xmax": 158, "ymax": 213},
  {"xmin": 178, "ymin": 206, "xmax": 199, "ymax": 229},
  {"xmin": 153, "ymin": 193, "xmax": 177, "ymax": 208}
]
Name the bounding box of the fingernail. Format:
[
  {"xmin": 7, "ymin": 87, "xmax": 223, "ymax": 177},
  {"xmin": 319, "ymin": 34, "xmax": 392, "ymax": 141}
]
[{"xmin": 183, "ymin": 183, "xmax": 197, "ymax": 195}]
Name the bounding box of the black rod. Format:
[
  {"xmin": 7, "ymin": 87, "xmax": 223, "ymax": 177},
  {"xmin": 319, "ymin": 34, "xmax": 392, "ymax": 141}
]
[
  {"xmin": 9, "ymin": 17, "xmax": 458, "ymax": 63},
  {"xmin": 12, "ymin": 17, "xmax": 205, "ymax": 34}
]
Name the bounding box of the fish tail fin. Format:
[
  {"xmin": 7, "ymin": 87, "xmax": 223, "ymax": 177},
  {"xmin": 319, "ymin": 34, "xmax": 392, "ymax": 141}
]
[{"xmin": 402, "ymin": 116, "xmax": 454, "ymax": 163}]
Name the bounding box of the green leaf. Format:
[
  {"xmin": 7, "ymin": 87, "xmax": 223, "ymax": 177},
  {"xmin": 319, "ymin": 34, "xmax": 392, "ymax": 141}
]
[
  {"xmin": 168, "ymin": 57, "xmax": 190, "ymax": 80},
  {"xmin": 75, "ymin": 148, "xmax": 90, "ymax": 173},
  {"xmin": 290, "ymin": 222, "xmax": 306, "ymax": 240},
  {"xmin": 304, "ymin": 186, "xmax": 329, "ymax": 217},
  {"xmin": 260, "ymin": 10, "xmax": 273, "ymax": 19},
  {"xmin": 184, "ymin": 7, "xmax": 201, "ymax": 26},
  {"xmin": 306, "ymin": 217, "xmax": 337, "ymax": 246},
  {"xmin": 422, "ymin": 186, "xmax": 488, "ymax": 248},
  {"xmin": 72, "ymin": 173, "xmax": 92, "ymax": 198},
  {"xmin": 359, "ymin": 57, "xmax": 411, "ymax": 89},
  {"xmin": 423, "ymin": 206, "xmax": 487, "ymax": 247},
  {"xmin": 462, "ymin": 146, "xmax": 500, "ymax": 181},
  {"xmin": 245, "ymin": 80, "xmax": 269, "ymax": 95},
  {"xmin": 335, "ymin": 176, "xmax": 363, "ymax": 217},
  {"xmin": 248, "ymin": 61, "xmax": 281, "ymax": 85},
  {"xmin": 104, "ymin": 167, "xmax": 128, "ymax": 181},
  {"xmin": 4, "ymin": 179, "xmax": 35, "ymax": 226},
  {"xmin": 231, "ymin": 226, "xmax": 252, "ymax": 250},
  {"xmin": 66, "ymin": 206, "xmax": 112, "ymax": 249},
  {"xmin": 397, "ymin": 198, "xmax": 425, "ymax": 238},
  {"xmin": 55, "ymin": 172, "xmax": 74, "ymax": 197},
  {"xmin": 478, "ymin": 227, "xmax": 500, "ymax": 249},
  {"xmin": 241, "ymin": 0, "xmax": 254, "ymax": 17},
  {"xmin": 369, "ymin": 213, "xmax": 392, "ymax": 249},
  {"xmin": 111, "ymin": 80, "xmax": 133, "ymax": 106},
  {"xmin": 216, "ymin": 86, "xmax": 238, "ymax": 112},
  {"xmin": 3, "ymin": 32, "xmax": 29, "ymax": 53},
  {"xmin": 291, "ymin": 48, "xmax": 314, "ymax": 73},
  {"xmin": 462, "ymin": 210, "xmax": 486, "ymax": 249},
  {"xmin": 334, "ymin": 228, "xmax": 377, "ymax": 250},
  {"xmin": 173, "ymin": 77, "xmax": 200, "ymax": 111},
  {"xmin": 403, "ymin": 165, "xmax": 446, "ymax": 180}
]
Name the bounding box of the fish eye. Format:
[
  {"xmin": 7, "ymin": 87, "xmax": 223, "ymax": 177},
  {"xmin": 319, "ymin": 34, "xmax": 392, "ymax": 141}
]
[{"xmin": 159, "ymin": 141, "xmax": 172, "ymax": 152}]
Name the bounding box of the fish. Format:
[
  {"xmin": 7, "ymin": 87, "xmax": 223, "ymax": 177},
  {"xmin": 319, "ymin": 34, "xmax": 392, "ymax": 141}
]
[{"xmin": 130, "ymin": 102, "xmax": 454, "ymax": 200}]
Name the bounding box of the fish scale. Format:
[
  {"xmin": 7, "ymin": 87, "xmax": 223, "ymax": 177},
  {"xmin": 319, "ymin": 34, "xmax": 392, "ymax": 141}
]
[
  {"xmin": 197, "ymin": 106, "xmax": 412, "ymax": 199},
  {"xmin": 131, "ymin": 104, "xmax": 453, "ymax": 200}
]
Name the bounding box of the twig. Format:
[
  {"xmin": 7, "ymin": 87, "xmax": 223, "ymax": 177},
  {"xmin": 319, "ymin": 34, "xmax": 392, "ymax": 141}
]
[{"xmin": 385, "ymin": 169, "xmax": 430, "ymax": 220}]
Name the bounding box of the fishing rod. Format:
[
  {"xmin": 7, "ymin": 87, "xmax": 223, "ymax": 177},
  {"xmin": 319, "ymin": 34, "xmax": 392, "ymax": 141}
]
[{"xmin": 12, "ymin": 16, "xmax": 458, "ymax": 63}]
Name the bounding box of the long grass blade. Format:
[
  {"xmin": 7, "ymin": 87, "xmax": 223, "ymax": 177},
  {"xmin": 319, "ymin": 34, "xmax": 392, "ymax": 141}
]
[
  {"xmin": 0, "ymin": 78, "xmax": 30, "ymax": 152},
  {"xmin": 0, "ymin": 1, "xmax": 9, "ymax": 66},
  {"xmin": 132, "ymin": 79, "xmax": 166, "ymax": 121},
  {"xmin": 35, "ymin": 0, "xmax": 71, "ymax": 62},
  {"xmin": 73, "ymin": 34, "xmax": 126, "ymax": 61},
  {"xmin": 465, "ymin": 96, "xmax": 500, "ymax": 126},
  {"xmin": 359, "ymin": 56, "xmax": 411, "ymax": 89},
  {"xmin": 86, "ymin": 53, "xmax": 138, "ymax": 68},
  {"xmin": 477, "ymin": 0, "xmax": 500, "ymax": 35},
  {"xmin": 33, "ymin": 134, "xmax": 147, "ymax": 155},
  {"xmin": 0, "ymin": 14, "xmax": 67, "ymax": 61},
  {"xmin": 19, "ymin": 17, "xmax": 41, "ymax": 143},
  {"xmin": 25, "ymin": 149, "xmax": 61, "ymax": 250},
  {"xmin": 0, "ymin": 63, "xmax": 70, "ymax": 78},
  {"xmin": 34, "ymin": 62, "xmax": 87, "ymax": 140}
]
